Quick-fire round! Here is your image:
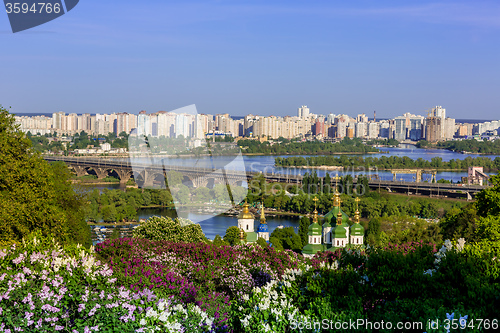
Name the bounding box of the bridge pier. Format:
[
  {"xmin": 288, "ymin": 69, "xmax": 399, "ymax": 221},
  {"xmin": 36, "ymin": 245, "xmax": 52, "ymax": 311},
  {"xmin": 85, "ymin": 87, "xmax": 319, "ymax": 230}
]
[
  {"xmin": 192, "ymin": 177, "xmax": 206, "ymax": 188},
  {"xmin": 73, "ymin": 165, "xmax": 88, "ymax": 178},
  {"xmin": 115, "ymin": 168, "xmax": 133, "ymax": 184},
  {"xmin": 141, "ymin": 170, "xmax": 165, "ymax": 188},
  {"xmin": 92, "ymin": 167, "xmax": 109, "ymax": 180}
]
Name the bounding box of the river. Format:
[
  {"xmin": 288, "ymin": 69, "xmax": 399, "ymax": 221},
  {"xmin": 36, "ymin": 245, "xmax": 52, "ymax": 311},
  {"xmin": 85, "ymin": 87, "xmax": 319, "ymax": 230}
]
[
  {"xmin": 90, "ymin": 208, "xmax": 301, "ymax": 245},
  {"xmin": 109, "ymin": 144, "xmax": 500, "ymax": 182},
  {"xmin": 86, "ymin": 145, "xmax": 499, "ymax": 243}
]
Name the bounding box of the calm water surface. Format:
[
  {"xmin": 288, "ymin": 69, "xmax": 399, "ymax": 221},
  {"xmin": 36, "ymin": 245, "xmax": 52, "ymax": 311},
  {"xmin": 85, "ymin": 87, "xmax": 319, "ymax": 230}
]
[
  {"xmin": 106, "ymin": 145, "xmax": 500, "ymax": 182},
  {"xmin": 87, "ymin": 146, "xmax": 499, "ymax": 243},
  {"xmin": 91, "ymin": 208, "xmax": 300, "ymax": 244}
]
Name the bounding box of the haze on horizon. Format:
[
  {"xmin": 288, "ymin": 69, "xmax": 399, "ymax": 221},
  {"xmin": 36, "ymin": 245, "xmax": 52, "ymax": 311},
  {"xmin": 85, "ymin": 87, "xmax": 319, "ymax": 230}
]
[{"xmin": 1, "ymin": 0, "xmax": 499, "ymax": 119}]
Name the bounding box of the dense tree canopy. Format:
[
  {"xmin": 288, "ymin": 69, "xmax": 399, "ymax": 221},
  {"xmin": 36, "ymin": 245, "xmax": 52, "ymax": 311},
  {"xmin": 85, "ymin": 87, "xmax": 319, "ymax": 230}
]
[
  {"xmin": 475, "ymin": 174, "xmax": 500, "ymax": 217},
  {"xmin": 418, "ymin": 138, "xmax": 500, "ymax": 155},
  {"xmin": 269, "ymin": 227, "xmax": 302, "ymax": 252},
  {"xmin": 240, "ymin": 137, "xmax": 379, "ymax": 155},
  {"xmin": 276, "ymin": 154, "xmax": 500, "ymax": 171},
  {"xmin": 0, "ymin": 106, "xmax": 91, "ymax": 247}
]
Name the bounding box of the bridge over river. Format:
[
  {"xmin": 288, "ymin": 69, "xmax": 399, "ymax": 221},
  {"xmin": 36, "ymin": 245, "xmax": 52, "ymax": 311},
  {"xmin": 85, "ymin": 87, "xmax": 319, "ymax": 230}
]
[{"xmin": 43, "ymin": 156, "xmax": 486, "ymax": 199}]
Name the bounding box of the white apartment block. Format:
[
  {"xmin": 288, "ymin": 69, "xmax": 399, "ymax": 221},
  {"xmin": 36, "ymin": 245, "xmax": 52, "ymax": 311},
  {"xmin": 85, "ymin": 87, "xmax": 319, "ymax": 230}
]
[
  {"xmin": 367, "ymin": 122, "xmax": 379, "ymax": 139},
  {"xmin": 298, "ymin": 105, "xmax": 310, "ymax": 119},
  {"xmin": 15, "ymin": 105, "xmax": 474, "ymax": 143}
]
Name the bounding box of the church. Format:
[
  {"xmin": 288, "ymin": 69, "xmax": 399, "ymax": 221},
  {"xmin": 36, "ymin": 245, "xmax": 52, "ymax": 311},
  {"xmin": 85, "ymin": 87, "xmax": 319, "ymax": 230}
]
[
  {"xmin": 302, "ymin": 191, "xmax": 365, "ymax": 258},
  {"xmin": 236, "ymin": 191, "xmax": 364, "ymax": 256},
  {"xmin": 238, "ymin": 201, "xmax": 269, "ymax": 243}
]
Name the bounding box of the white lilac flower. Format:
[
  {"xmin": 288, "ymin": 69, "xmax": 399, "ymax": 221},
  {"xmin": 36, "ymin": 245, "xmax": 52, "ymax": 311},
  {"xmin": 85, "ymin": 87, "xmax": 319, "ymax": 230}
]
[
  {"xmin": 145, "ymin": 309, "xmax": 158, "ymax": 318},
  {"xmin": 241, "ymin": 315, "xmax": 250, "ymax": 327},
  {"xmin": 423, "ymin": 269, "xmax": 435, "ymax": 276},
  {"xmin": 158, "ymin": 311, "xmax": 169, "ymax": 322}
]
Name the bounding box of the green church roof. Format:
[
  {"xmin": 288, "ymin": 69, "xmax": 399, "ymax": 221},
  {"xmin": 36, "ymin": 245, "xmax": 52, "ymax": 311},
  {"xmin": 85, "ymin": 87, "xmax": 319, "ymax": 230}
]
[
  {"xmin": 308, "ymin": 222, "xmax": 322, "ymax": 235},
  {"xmin": 350, "ymin": 223, "xmax": 364, "ymax": 236},
  {"xmin": 332, "ymin": 224, "xmax": 347, "ymax": 238},
  {"xmin": 323, "ymin": 206, "xmax": 349, "ymax": 226},
  {"xmin": 302, "ymin": 243, "xmax": 323, "ymax": 255},
  {"xmin": 246, "ymin": 231, "xmax": 258, "ymax": 243}
]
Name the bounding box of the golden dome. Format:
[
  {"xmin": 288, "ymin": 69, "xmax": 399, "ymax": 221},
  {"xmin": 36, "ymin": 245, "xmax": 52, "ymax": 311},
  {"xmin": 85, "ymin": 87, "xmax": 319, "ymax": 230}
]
[
  {"xmin": 333, "ymin": 190, "xmax": 341, "ymax": 207},
  {"xmin": 238, "ymin": 201, "xmax": 255, "ymax": 219}
]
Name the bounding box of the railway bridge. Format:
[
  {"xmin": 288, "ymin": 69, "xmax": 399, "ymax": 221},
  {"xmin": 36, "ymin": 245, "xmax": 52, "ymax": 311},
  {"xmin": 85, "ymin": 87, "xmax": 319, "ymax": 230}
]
[{"xmin": 43, "ymin": 157, "xmax": 486, "ymax": 199}]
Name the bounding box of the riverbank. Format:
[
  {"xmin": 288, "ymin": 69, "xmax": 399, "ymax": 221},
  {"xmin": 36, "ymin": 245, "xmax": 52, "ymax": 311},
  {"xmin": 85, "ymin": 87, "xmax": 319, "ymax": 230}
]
[{"xmin": 279, "ymin": 165, "xmax": 498, "ymax": 172}]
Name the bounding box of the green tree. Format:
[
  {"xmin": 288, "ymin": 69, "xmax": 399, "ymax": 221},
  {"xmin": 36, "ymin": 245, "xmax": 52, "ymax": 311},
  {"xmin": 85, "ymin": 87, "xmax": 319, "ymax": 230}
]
[
  {"xmin": 224, "ymin": 226, "xmax": 244, "ymax": 246},
  {"xmin": 298, "ymin": 216, "xmax": 310, "ymax": 247},
  {"xmin": 193, "ymin": 187, "xmax": 211, "ymax": 203},
  {"xmin": 473, "ymin": 215, "xmax": 500, "ymax": 244},
  {"xmin": 212, "ymin": 184, "xmax": 230, "ymax": 203},
  {"xmin": 213, "ymin": 234, "xmax": 229, "ymax": 246},
  {"xmin": 0, "ymin": 106, "xmax": 91, "ymax": 248},
  {"xmin": 475, "ymin": 174, "xmax": 500, "ymax": 217},
  {"xmin": 256, "ymin": 237, "xmax": 269, "ymax": 248},
  {"xmin": 166, "ymin": 171, "xmax": 183, "ymax": 187},
  {"xmin": 269, "ymin": 236, "xmax": 283, "ymax": 251},
  {"xmin": 158, "ymin": 190, "xmax": 173, "ymax": 207},
  {"xmin": 366, "ymin": 218, "xmax": 381, "ymax": 246},
  {"xmin": 269, "ymin": 227, "xmax": 302, "ymax": 252},
  {"xmin": 439, "ymin": 204, "xmax": 478, "ymax": 241}
]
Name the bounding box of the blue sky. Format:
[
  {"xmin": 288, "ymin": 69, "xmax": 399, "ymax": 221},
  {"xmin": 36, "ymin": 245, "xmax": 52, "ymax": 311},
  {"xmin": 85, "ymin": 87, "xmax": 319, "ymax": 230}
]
[{"xmin": 1, "ymin": 0, "xmax": 499, "ymax": 119}]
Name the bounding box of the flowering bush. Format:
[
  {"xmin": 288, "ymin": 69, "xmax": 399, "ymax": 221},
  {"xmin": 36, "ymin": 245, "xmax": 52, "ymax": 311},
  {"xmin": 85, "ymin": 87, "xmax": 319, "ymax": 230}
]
[
  {"xmin": 132, "ymin": 216, "xmax": 207, "ymax": 243},
  {"xmin": 94, "ymin": 237, "xmax": 303, "ymax": 328},
  {"xmin": 232, "ymin": 268, "xmax": 312, "ymax": 333},
  {"xmin": 95, "ymin": 238, "xmax": 301, "ymax": 297},
  {"xmin": 0, "ymin": 233, "xmax": 226, "ymax": 333},
  {"xmin": 2, "ymin": 231, "xmax": 499, "ymax": 332}
]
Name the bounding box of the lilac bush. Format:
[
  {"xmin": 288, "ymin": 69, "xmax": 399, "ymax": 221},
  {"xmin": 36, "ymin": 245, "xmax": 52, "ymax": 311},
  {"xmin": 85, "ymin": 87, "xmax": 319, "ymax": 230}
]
[{"xmin": 0, "ymin": 234, "xmax": 228, "ymax": 333}]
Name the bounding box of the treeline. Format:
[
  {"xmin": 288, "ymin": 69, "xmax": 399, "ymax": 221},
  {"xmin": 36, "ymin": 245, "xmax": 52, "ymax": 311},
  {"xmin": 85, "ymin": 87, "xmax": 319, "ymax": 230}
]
[
  {"xmin": 86, "ymin": 182, "xmax": 248, "ymax": 222},
  {"xmin": 251, "ymin": 190, "xmax": 455, "ymax": 219},
  {"xmin": 246, "ymin": 173, "xmax": 458, "ymax": 218},
  {"xmin": 275, "ymin": 154, "xmax": 500, "ymax": 170},
  {"xmin": 27, "ymin": 131, "xmax": 129, "ymax": 153},
  {"xmin": 1, "ymin": 107, "xmax": 91, "ymax": 248},
  {"xmin": 28, "ymin": 135, "xmax": 67, "ymax": 153},
  {"xmin": 417, "ymin": 139, "xmax": 500, "ymax": 155},
  {"xmin": 365, "ymin": 138, "xmax": 400, "ymax": 146},
  {"xmin": 87, "ymin": 188, "xmax": 173, "ymax": 222},
  {"xmin": 239, "ymin": 137, "xmax": 379, "ymax": 155}
]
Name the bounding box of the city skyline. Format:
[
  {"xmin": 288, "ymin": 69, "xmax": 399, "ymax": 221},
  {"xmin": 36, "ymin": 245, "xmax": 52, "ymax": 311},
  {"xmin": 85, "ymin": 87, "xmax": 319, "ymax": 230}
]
[
  {"xmin": 2, "ymin": 1, "xmax": 500, "ymax": 118},
  {"xmin": 15, "ymin": 105, "xmax": 500, "ymax": 141}
]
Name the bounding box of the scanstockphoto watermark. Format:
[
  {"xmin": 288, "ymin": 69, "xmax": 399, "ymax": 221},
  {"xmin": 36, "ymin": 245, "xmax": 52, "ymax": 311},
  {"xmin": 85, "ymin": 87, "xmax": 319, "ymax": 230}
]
[
  {"xmin": 127, "ymin": 104, "xmax": 249, "ymax": 225},
  {"xmin": 4, "ymin": 0, "xmax": 79, "ymax": 33},
  {"xmin": 290, "ymin": 318, "xmax": 424, "ymax": 331}
]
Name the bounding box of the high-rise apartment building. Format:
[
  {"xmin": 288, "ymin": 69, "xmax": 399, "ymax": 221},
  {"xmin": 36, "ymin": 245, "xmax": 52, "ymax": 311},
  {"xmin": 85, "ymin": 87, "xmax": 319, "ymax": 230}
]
[
  {"xmin": 408, "ymin": 116, "xmax": 424, "ymax": 141},
  {"xmin": 298, "ymin": 105, "xmax": 310, "ymax": 119},
  {"xmin": 425, "ymin": 117, "xmax": 441, "ymax": 142},
  {"xmin": 356, "ymin": 114, "xmax": 368, "ymax": 123},
  {"xmin": 354, "ymin": 122, "xmax": 366, "ymax": 138},
  {"xmin": 367, "ymin": 122, "xmax": 379, "ymax": 139},
  {"xmin": 394, "ymin": 116, "xmax": 408, "ymax": 141}
]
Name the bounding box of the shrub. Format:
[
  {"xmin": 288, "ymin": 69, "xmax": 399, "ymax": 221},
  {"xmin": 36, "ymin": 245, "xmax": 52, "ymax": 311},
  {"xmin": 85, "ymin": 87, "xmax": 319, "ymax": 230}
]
[{"xmin": 132, "ymin": 216, "xmax": 206, "ymax": 243}]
